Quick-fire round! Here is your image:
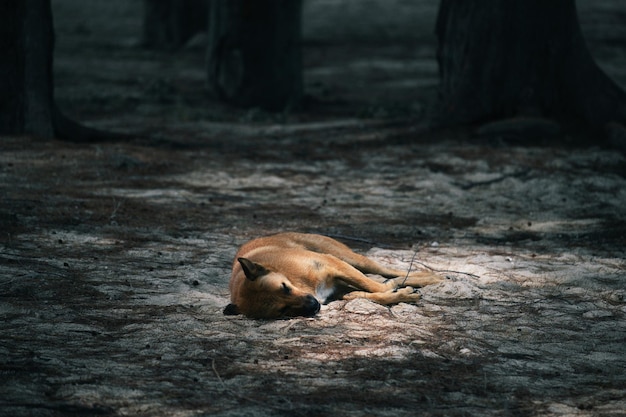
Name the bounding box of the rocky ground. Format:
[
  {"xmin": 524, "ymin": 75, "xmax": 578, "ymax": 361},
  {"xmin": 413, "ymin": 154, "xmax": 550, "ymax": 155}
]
[{"xmin": 1, "ymin": 1, "xmax": 625, "ymax": 416}]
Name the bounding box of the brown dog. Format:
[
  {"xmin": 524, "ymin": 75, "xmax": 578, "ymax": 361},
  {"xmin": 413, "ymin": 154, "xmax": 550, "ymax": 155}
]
[{"xmin": 223, "ymin": 232, "xmax": 442, "ymax": 318}]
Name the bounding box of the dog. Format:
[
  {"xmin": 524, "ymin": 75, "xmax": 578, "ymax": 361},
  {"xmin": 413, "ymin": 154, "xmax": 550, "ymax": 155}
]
[{"xmin": 223, "ymin": 232, "xmax": 443, "ymax": 319}]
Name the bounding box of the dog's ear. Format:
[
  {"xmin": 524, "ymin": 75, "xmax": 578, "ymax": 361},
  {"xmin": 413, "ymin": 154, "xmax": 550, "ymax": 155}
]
[
  {"xmin": 223, "ymin": 303, "xmax": 240, "ymax": 315},
  {"xmin": 238, "ymin": 258, "xmax": 269, "ymax": 281}
]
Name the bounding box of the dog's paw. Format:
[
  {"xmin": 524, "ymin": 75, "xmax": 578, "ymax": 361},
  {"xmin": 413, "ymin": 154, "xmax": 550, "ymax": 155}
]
[
  {"xmin": 342, "ymin": 292, "xmax": 360, "ymax": 301},
  {"xmin": 404, "ymin": 272, "xmax": 444, "ymax": 287},
  {"xmin": 394, "ymin": 286, "xmax": 414, "ymax": 294},
  {"xmin": 393, "ymin": 286, "xmax": 421, "ymax": 303}
]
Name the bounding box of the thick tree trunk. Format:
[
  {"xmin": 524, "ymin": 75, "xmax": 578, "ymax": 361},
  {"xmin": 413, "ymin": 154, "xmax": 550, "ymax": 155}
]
[
  {"xmin": 207, "ymin": 0, "xmax": 303, "ymax": 111},
  {"xmin": 0, "ymin": 0, "xmax": 55, "ymax": 138},
  {"xmin": 0, "ymin": 0, "xmax": 128, "ymax": 142},
  {"xmin": 435, "ymin": 0, "xmax": 626, "ymax": 132},
  {"xmin": 142, "ymin": 0, "xmax": 208, "ymax": 50}
]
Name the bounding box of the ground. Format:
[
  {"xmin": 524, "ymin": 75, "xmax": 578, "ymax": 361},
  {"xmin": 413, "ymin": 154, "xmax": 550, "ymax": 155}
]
[{"xmin": 1, "ymin": 1, "xmax": 625, "ymax": 416}]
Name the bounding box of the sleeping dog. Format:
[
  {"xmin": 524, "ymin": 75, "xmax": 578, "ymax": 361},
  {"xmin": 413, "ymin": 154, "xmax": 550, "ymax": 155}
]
[{"xmin": 224, "ymin": 232, "xmax": 443, "ymax": 319}]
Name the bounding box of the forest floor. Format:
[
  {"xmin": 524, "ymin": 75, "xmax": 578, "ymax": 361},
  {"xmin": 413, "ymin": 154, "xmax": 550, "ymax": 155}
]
[{"xmin": 1, "ymin": 1, "xmax": 626, "ymax": 416}]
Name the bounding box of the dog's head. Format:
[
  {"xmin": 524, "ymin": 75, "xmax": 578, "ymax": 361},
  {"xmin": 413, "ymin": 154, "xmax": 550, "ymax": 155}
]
[{"xmin": 223, "ymin": 258, "xmax": 321, "ymax": 319}]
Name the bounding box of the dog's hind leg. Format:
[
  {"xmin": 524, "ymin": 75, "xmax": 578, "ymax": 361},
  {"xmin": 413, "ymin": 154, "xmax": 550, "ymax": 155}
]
[
  {"xmin": 287, "ymin": 233, "xmax": 443, "ymax": 287},
  {"xmin": 326, "ymin": 248, "xmax": 443, "ymax": 288},
  {"xmin": 342, "ymin": 286, "xmax": 421, "ymax": 305},
  {"xmin": 320, "ymin": 255, "xmax": 433, "ymax": 307},
  {"xmin": 334, "ymin": 255, "xmax": 443, "ymax": 288},
  {"xmin": 288, "ymin": 233, "xmax": 416, "ymax": 276},
  {"xmin": 387, "ymin": 271, "xmax": 443, "ymax": 287}
]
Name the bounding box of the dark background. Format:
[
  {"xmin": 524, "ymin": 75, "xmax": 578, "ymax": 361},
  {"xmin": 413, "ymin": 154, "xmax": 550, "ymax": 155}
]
[{"xmin": 52, "ymin": 0, "xmax": 626, "ymax": 132}]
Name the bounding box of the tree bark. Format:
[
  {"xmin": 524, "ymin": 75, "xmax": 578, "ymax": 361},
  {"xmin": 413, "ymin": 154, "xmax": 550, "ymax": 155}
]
[
  {"xmin": 0, "ymin": 0, "xmax": 55, "ymax": 138},
  {"xmin": 142, "ymin": 0, "xmax": 208, "ymax": 50},
  {"xmin": 435, "ymin": 0, "xmax": 626, "ymax": 132},
  {"xmin": 207, "ymin": 0, "xmax": 303, "ymax": 111}
]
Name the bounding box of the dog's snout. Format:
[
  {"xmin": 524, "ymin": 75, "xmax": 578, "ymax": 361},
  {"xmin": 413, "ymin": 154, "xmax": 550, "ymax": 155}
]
[{"xmin": 304, "ymin": 294, "xmax": 320, "ymax": 316}]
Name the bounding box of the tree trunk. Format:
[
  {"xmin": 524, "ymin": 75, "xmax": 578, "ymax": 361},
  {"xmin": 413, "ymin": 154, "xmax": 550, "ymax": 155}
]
[
  {"xmin": 0, "ymin": 0, "xmax": 130, "ymax": 142},
  {"xmin": 435, "ymin": 0, "xmax": 626, "ymax": 132},
  {"xmin": 207, "ymin": 0, "xmax": 303, "ymax": 111},
  {"xmin": 142, "ymin": 0, "xmax": 208, "ymax": 50},
  {"xmin": 0, "ymin": 0, "xmax": 55, "ymax": 138}
]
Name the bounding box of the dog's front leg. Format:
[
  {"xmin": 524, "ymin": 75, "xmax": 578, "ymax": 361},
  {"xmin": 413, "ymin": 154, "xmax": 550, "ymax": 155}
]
[
  {"xmin": 342, "ymin": 286, "xmax": 421, "ymax": 305},
  {"xmin": 387, "ymin": 271, "xmax": 444, "ymax": 288},
  {"xmin": 323, "ymin": 256, "xmax": 427, "ymax": 306}
]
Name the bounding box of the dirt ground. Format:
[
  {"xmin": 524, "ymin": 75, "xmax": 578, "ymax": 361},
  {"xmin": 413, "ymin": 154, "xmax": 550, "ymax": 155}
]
[{"xmin": 1, "ymin": 1, "xmax": 625, "ymax": 416}]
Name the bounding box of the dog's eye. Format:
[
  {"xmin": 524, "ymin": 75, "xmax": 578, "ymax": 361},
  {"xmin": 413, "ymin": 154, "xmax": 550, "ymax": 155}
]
[{"xmin": 281, "ymin": 283, "xmax": 291, "ymax": 295}]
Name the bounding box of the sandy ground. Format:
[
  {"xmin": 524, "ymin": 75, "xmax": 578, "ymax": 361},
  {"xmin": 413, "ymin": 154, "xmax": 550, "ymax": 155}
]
[{"xmin": 1, "ymin": 1, "xmax": 625, "ymax": 416}]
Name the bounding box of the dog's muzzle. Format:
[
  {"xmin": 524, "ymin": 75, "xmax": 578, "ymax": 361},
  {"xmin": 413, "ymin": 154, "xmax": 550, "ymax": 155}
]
[{"xmin": 302, "ymin": 294, "xmax": 321, "ymax": 317}]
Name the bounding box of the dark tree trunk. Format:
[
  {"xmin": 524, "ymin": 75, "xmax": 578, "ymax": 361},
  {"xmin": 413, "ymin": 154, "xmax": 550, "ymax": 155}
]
[
  {"xmin": 207, "ymin": 0, "xmax": 303, "ymax": 111},
  {"xmin": 0, "ymin": 0, "xmax": 128, "ymax": 142},
  {"xmin": 435, "ymin": 0, "xmax": 626, "ymax": 132},
  {"xmin": 0, "ymin": 0, "xmax": 55, "ymax": 138},
  {"xmin": 142, "ymin": 0, "xmax": 208, "ymax": 50}
]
